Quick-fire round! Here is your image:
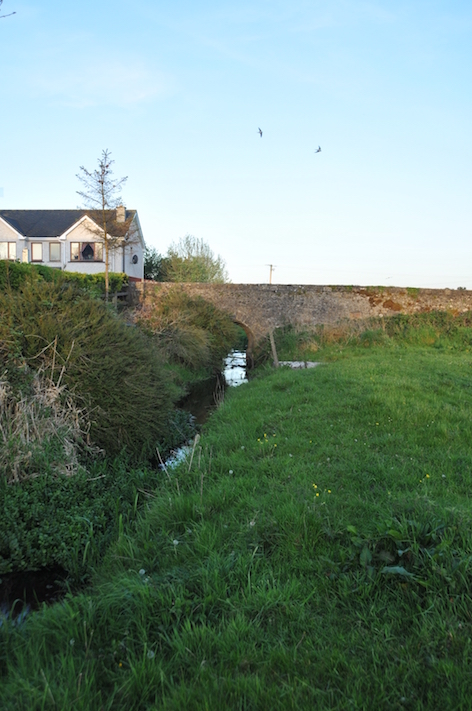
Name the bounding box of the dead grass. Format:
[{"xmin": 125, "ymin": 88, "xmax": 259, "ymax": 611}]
[{"xmin": 0, "ymin": 366, "xmax": 98, "ymax": 484}]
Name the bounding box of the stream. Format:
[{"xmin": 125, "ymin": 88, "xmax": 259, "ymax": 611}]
[{"xmin": 178, "ymin": 350, "xmax": 247, "ymax": 425}]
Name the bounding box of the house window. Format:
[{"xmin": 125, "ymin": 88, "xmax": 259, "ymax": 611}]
[
  {"xmin": 81, "ymin": 243, "xmax": 94, "ymax": 260},
  {"xmin": 70, "ymin": 242, "xmax": 103, "ymax": 261},
  {"xmin": 31, "ymin": 243, "xmax": 43, "ymax": 262},
  {"xmin": 0, "ymin": 242, "xmax": 16, "ymax": 260},
  {"xmin": 49, "ymin": 243, "xmax": 61, "ymax": 262}
]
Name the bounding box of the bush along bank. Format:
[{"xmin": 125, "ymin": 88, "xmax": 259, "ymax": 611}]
[
  {"xmin": 0, "ymin": 456, "xmax": 162, "ymax": 582},
  {"xmin": 3, "ymin": 319, "xmax": 472, "ymax": 707},
  {"xmin": 0, "ymin": 280, "xmax": 180, "ymax": 459},
  {"xmin": 0, "ymin": 280, "xmax": 180, "ymax": 584}
]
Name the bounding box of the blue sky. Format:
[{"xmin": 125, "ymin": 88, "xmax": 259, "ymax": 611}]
[{"xmin": 1, "ymin": 0, "xmax": 471, "ymax": 286}]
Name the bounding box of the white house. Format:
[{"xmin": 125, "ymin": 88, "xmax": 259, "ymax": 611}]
[{"xmin": 0, "ymin": 208, "xmax": 144, "ymax": 281}]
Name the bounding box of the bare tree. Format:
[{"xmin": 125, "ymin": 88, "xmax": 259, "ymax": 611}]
[
  {"xmin": 76, "ymin": 149, "xmax": 129, "ymax": 301},
  {"xmin": 0, "ymin": 0, "xmax": 16, "ymax": 18}
]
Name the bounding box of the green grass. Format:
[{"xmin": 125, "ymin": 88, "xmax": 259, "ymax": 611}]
[{"xmin": 3, "ymin": 337, "xmax": 472, "ymax": 709}]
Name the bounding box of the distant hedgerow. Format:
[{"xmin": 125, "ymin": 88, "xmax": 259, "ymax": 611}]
[{"xmin": 0, "ymin": 259, "xmax": 127, "ymax": 294}]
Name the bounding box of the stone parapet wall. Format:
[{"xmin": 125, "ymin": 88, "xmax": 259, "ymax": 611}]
[{"xmin": 138, "ymin": 282, "xmax": 472, "ymax": 355}]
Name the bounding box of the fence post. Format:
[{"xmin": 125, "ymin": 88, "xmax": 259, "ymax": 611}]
[{"xmin": 269, "ymin": 331, "xmax": 279, "ymax": 368}]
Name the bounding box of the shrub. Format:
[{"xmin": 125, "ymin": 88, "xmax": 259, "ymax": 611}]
[
  {"xmin": 0, "ymin": 456, "xmax": 161, "ymax": 577},
  {"xmin": 0, "ymin": 260, "xmax": 127, "ymax": 294},
  {"xmin": 0, "ymin": 281, "xmax": 178, "ymax": 460}
]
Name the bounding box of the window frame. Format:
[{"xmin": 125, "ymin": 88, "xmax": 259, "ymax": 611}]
[
  {"xmin": 31, "ymin": 242, "xmax": 43, "ymax": 262},
  {"xmin": 0, "ymin": 242, "xmax": 17, "ymax": 260},
  {"xmin": 49, "ymin": 242, "xmax": 61, "ymax": 262},
  {"xmin": 70, "ymin": 242, "xmax": 104, "ymax": 262}
]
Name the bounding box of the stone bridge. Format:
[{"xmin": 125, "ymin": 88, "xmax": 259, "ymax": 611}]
[{"xmin": 139, "ymin": 282, "xmax": 472, "ymax": 365}]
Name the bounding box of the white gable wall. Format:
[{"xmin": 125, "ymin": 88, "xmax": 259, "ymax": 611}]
[
  {"xmin": 0, "ymin": 218, "xmax": 20, "ymax": 241},
  {"xmin": 63, "ymin": 216, "xmax": 144, "ymax": 280},
  {"xmin": 0, "ymin": 218, "xmax": 26, "ymax": 261}
]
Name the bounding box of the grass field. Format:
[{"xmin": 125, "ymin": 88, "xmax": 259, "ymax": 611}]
[{"xmin": 2, "ymin": 326, "xmax": 472, "ymax": 709}]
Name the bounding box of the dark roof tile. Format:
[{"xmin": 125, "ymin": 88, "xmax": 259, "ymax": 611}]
[{"xmin": 0, "ymin": 209, "xmax": 135, "ymax": 238}]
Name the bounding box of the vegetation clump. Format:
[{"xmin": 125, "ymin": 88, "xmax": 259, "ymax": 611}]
[
  {"xmin": 0, "ymin": 456, "xmax": 161, "ymax": 577},
  {"xmin": 0, "ymin": 368, "xmax": 95, "ymax": 484},
  {"xmin": 0, "ymin": 280, "xmax": 178, "ymax": 460},
  {"xmin": 137, "ymin": 285, "xmax": 240, "ymax": 375}
]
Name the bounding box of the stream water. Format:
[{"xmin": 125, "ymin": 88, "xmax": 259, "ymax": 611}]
[
  {"xmin": 0, "ymin": 567, "xmax": 67, "ymax": 623},
  {"xmin": 163, "ymin": 350, "xmax": 248, "ymax": 469},
  {"xmin": 177, "ymin": 350, "xmax": 247, "ymax": 425},
  {"xmin": 223, "ymin": 350, "xmax": 248, "ymax": 387},
  {"xmin": 0, "ymin": 351, "xmax": 248, "ymax": 618}
]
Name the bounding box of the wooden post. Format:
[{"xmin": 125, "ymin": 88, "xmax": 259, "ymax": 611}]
[{"xmin": 269, "ymin": 330, "xmax": 279, "ymax": 368}]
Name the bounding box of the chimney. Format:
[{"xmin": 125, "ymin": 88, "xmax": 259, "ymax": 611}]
[{"xmin": 116, "ymin": 205, "xmax": 126, "ymax": 223}]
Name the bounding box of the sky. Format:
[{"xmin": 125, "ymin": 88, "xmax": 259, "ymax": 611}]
[{"xmin": 1, "ymin": 0, "xmax": 471, "ymax": 287}]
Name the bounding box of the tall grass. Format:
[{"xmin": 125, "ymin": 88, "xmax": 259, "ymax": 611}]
[
  {"xmin": 0, "ymin": 281, "xmax": 179, "ymax": 459},
  {"xmin": 137, "ymin": 285, "xmax": 240, "ymax": 376},
  {"xmin": 3, "ymin": 322, "xmax": 472, "ymax": 708},
  {"xmin": 0, "ymin": 368, "xmax": 95, "ymax": 483},
  {"xmin": 262, "ymin": 311, "xmax": 472, "ymax": 363}
]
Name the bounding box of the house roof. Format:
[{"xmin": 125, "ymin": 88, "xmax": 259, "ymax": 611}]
[{"xmin": 0, "ymin": 209, "xmax": 136, "ymax": 238}]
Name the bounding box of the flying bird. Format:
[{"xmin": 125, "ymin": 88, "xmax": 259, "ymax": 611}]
[
  {"xmin": 315, "ymin": 146, "xmax": 321, "ymax": 153},
  {"xmin": 258, "ymin": 128, "xmax": 263, "ymax": 137}
]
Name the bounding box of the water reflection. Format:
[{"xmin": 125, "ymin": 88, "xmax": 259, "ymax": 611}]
[
  {"xmin": 223, "ymin": 350, "xmax": 248, "ymax": 387},
  {"xmin": 179, "ymin": 350, "xmax": 247, "ymax": 425}
]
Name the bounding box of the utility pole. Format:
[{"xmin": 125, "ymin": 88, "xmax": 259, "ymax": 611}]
[{"xmin": 266, "ymin": 264, "xmax": 276, "ymax": 284}]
